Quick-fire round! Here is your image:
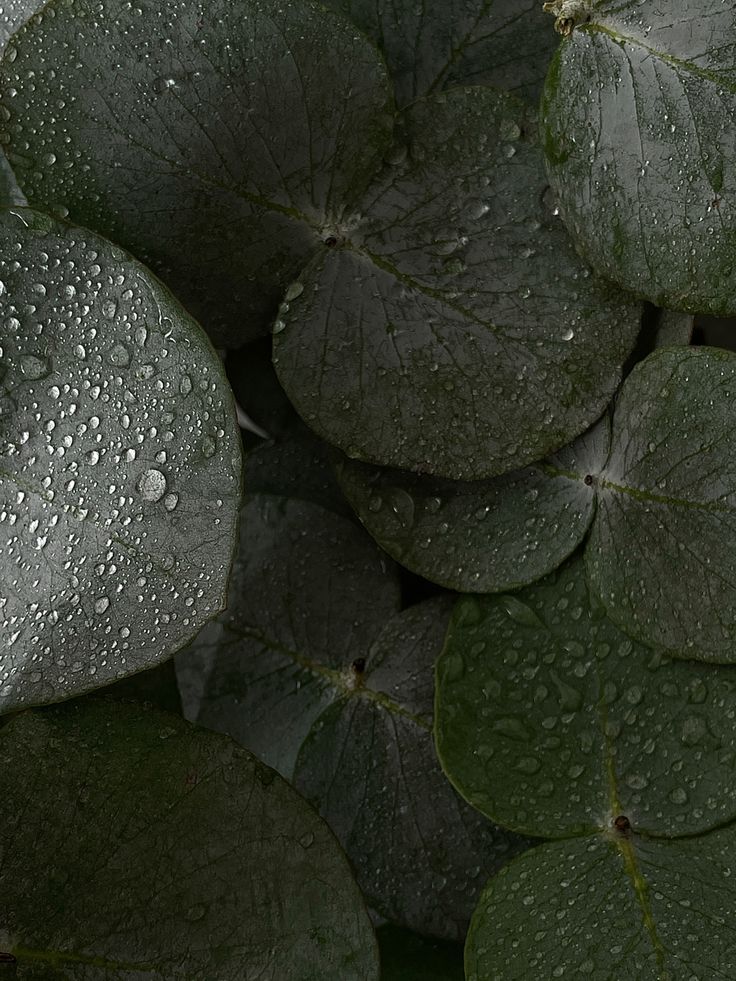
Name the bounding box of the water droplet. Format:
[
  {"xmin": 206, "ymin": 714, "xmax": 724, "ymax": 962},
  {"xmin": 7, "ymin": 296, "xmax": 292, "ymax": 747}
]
[{"xmin": 137, "ymin": 468, "xmax": 167, "ymax": 502}]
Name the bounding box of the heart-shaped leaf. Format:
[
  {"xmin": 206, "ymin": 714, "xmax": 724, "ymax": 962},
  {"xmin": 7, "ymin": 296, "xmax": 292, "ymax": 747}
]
[
  {"xmin": 0, "ymin": 700, "xmax": 378, "ymax": 979},
  {"xmin": 323, "ymin": 0, "xmax": 557, "ymax": 107},
  {"xmin": 587, "ymin": 346, "xmax": 736, "ymax": 660},
  {"xmin": 176, "ymin": 493, "xmax": 529, "ymax": 940},
  {"xmin": 337, "ymin": 419, "xmax": 608, "ymax": 592},
  {"xmin": 542, "ymin": 1, "xmax": 736, "ymax": 313},
  {"xmin": 0, "ymin": 0, "xmax": 393, "ymax": 345},
  {"xmin": 273, "ymin": 86, "xmax": 641, "ymax": 479},
  {"xmin": 466, "ymin": 827, "xmax": 736, "ymax": 980},
  {"xmin": 0, "ymin": 207, "xmax": 241, "ymax": 712},
  {"xmin": 436, "ymin": 556, "xmax": 736, "ymax": 839}
]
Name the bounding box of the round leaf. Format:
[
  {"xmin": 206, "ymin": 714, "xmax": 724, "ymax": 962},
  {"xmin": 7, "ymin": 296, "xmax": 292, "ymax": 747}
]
[
  {"xmin": 587, "ymin": 346, "xmax": 736, "ymax": 660},
  {"xmin": 542, "ymin": 2, "xmax": 736, "ymax": 313},
  {"xmin": 436, "ymin": 556, "xmax": 736, "ymax": 838},
  {"xmin": 274, "ymin": 87, "xmax": 641, "ymax": 479},
  {"xmin": 0, "ymin": 208, "xmax": 241, "ymax": 711},
  {"xmin": 0, "ymin": 700, "xmax": 378, "ymax": 980},
  {"xmin": 337, "ymin": 419, "xmax": 608, "ymax": 592},
  {"xmin": 176, "ymin": 493, "xmax": 402, "ymax": 778},
  {"xmin": 467, "ymin": 828, "xmax": 736, "ymax": 980},
  {"xmin": 0, "ymin": 0, "xmax": 394, "ymax": 344},
  {"xmin": 323, "ymin": 0, "xmax": 557, "ymax": 107}
]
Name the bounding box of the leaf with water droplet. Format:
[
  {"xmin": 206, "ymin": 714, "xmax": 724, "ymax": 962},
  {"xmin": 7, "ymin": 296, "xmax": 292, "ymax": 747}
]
[
  {"xmin": 542, "ymin": 2, "xmax": 736, "ymax": 314},
  {"xmin": 0, "ymin": 700, "xmax": 378, "ymax": 979},
  {"xmin": 321, "ymin": 0, "xmax": 558, "ymax": 107},
  {"xmin": 274, "ymin": 87, "xmax": 641, "ymax": 479},
  {"xmin": 337, "ymin": 418, "xmax": 608, "ymax": 592},
  {"xmin": 436, "ymin": 555, "xmax": 736, "ymax": 838},
  {"xmin": 176, "ymin": 492, "xmax": 530, "ymax": 939},
  {"xmin": 587, "ymin": 347, "xmax": 736, "ymax": 661},
  {"xmin": 0, "ymin": 208, "xmax": 241, "ymax": 712},
  {"xmin": 0, "ymin": 0, "xmax": 393, "ymax": 345}
]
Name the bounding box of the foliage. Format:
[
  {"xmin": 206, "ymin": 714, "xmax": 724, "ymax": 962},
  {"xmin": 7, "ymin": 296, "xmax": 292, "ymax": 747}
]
[{"xmin": 0, "ymin": 1, "xmax": 735, "ymax": 978}]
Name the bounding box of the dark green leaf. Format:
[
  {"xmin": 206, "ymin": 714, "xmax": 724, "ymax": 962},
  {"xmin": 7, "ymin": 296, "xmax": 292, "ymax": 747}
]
[
  {"xmin": 0, "ymin": 208, "xmax": 241, "ymax": 712},
  {"xmin": 176, "ymin": 497, "xmax": 528, "ymax": 939},
  {"xmin": 436, "ymin": 556, "xmax": 736, "ymax": 838},
  {"xmin": 274, "ymin": 87, "xmax": 641, "ymax": 479},
  {"xmin": 323, "ymin": 0, "xmax": 557, "ymax": 107},
  {"xmin": 0, "ymin": 0, "xmax": 394, "ymax": 344},
  {"xmin": 542, "ymin": 1, "xmax": 736, "ymax": 314},
  {"xmin": 466, "ymin": 829, "xmax": 736, "ymax": 980},
  {"xmin": 176, "ymin": 494, "xmax": 402, "ymax": 777},
  {"xmin": 587, "ymin": 346, "xmax": 736, "ymax": 660},
  {"xmin": 378, "ymin": 924, "xmax": 463, "ymax": 981},
  {"xmin": 0, "ymin": 700, "xmax": 378, "ymax": 980},
  {"xmin": 337, "ymin": 420, "xmax": 607, "ymax": 592}
]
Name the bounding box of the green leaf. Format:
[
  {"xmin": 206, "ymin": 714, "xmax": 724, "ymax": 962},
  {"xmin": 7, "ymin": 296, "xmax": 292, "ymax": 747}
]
[
  {"xmin": 176, "ymin": 496, "xmax": 528, "ymax": 940},
  {"xmin": 541, "ymin": 2, "xmax": 736, "ymax": 314},
  {"xmin": 378, "ymin": 924, "xmax": 463, "ymax": 981},
  {"xmin": 273, "ymin": 87, "xmax": 641, "ymax": 479},
  {"xmin": 0, "ymin": 0, "xmax": 394, "ymax": 345},
  {"xmin": 587, "ymin": 346, "xmax": 736, "ymax": 660},
  {"xmin": 0, "ymin": 700, "xmax": 378, "ymax": 980},
  {"xmin": 336, "ymin": 419, "xmax": 608, "ymax": 592},
  {"xmin": 0, "ymin": 208, "xmax": 242, "ymax": 712},
  {"xmin": 466, "ymin": 828, "xmax": 736, "ymax": 980},
  {"xmin": 322, "ymin": 0, "xmax": 558, "ymax": 107},
  {"xmin": 436, "ymin": 556, "xmax": 736, "ymax": 838},
  {"xmin": 176, "ymin": 494, "xmax": 402, "ymax": 778}
]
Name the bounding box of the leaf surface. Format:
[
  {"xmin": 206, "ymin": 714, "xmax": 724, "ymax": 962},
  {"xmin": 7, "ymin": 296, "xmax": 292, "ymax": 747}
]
[
  {"xmin": 436, "ymin": 556, "xmax": 736, "ymax": 838},
  {"xmin": 0, "ymin": 700, "xmax": 378, "ymax": 980},
  {"xmin": 542, "ymin": 1, "xmax": 736, "ymax": 313},
  {"xmin": 588, "ymin": 346, "xmax": 736, "ymax": 660},
  {"xmin": 274, "ymin": 87, "xmax": 641, "ymax": 479},
  {"xmin": 0, "ymin": 0, "xmax": 393, "ymax": 344},
  {"xmin": 322, "ymin": 0, "xmax": 557, "ymax": 106},
  {"xmin": 337, "ymin": 420, "xmax": 607, "ymax": 592},
  {"xmin": 0, "ymin": 208, "xmax": 241, "ymax": 711}
]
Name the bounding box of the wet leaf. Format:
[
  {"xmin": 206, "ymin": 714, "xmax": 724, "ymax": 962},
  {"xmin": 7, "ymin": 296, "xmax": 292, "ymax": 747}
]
[
  {"xmin": 274, "ymin": 87, "xmax": 641, "ymax": 479},
  {"xmin": 337, "ymin": 419, "xmax": 608, "ymax": 592},
  {"xmin": 176, "ymin": 496, "xmax": 529, "ymax": 940},
  {"xmin": 436, "ymin": 556, "xmax": 736, "ymax": 838},
  {"xmin": 322, "ymin": 0, "xmax": 557, "ymax": 107},
  {"xmin": 0, "ymin": 208, "xmax": 242, "ymax": 712},
  {"xmin": 588, "ymin": 346, "xmax": 736, "ymax": 660},
  {"xmin": 0, "ymin": 700, "xmax": 378, "ymax": 980},
  {"xmin": 542, "ymin": 1, "xmax": 736, "ymax": 314},
  {"xmin": 378, "ymin": 924, "xmax": 463, "ymax": 981},
  {"xmin": 0, "ymin": 0, "xmax": 393, "ymax": 345},
  {"xmin": 466, "ymin": 829, "xmax": 736, "ymax": 980},
  {"xmin": 0, "ymin": 0, "xmax": 41, "ymax": 49}
]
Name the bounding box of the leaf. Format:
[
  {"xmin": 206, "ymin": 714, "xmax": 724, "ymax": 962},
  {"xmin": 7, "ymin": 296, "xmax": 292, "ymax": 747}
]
[
  {"xmin": 0, "ymin": 0, "xmax": 41, "ymax": 50},
  {"xmin": 0, "ymin": 0, "xmax": 394, "ymax": 345},
  {"xmin": 322, "ymin": 0, "xmax": 558, "ymax": 107},
  {"xmin": 587, "ymin": 346, "xmax": 736, "ymax": 660},
  {"xmin": 273, "ymin": 87, "xmax": 642, "ymax": 479},
  {"xmin": 176, "ymin": 495, "xmax": 529, "ymax": 940},
  {"xmin": 541, "ymin": 2, "xmax": 736, "ymax": 314},
  {"xmin": 436, "ymin": 556, "xmax": 736, "ymax": 839},
  {"xmin": 465, "ymin": 827, "xmax": 736, "ymax": 980},
  {"xmin": 176, "ymin": 494, "xmax": 402, "ymax": 778},
  {"xmin": 0, "ymin": 208, "xmax": 242, "ymax": 712},
  {"xmin": 337, "ymin": 419, "xmax": 608, "ymax": 592},
  {"xmin": 0, "ymin": 700, "xmax": 378, "ymax": 980},
  {"xmin": 377, "ymin": 924, "xmax": 463, "ymax": 981}
]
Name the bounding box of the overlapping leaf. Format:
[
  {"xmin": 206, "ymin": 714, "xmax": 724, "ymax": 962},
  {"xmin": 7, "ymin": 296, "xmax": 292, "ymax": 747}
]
[
  {"xmin": 0, "ymin": 0, "xmax": 394, "ymax": 344},
  {"xmin": 0, "ymin": 700, "xmax": 378, "ymax": 980},
  {"xmin": 176, "ymin": 491, "xmax": 530, "ymax": 940},
  {"xmin": 323, "ymin": 0, "xmax": 557, "ymax": 106},
  {"xmin": 436, "ymin": 557, "xmax": 736, "ymax": 977},
  {"xmin": 542, "ymin": 0, "xmax": 736, "ymax": 313},
  {"xmin": 0, "ymin": 208, "xmax": 241, "ymax": 712}
]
